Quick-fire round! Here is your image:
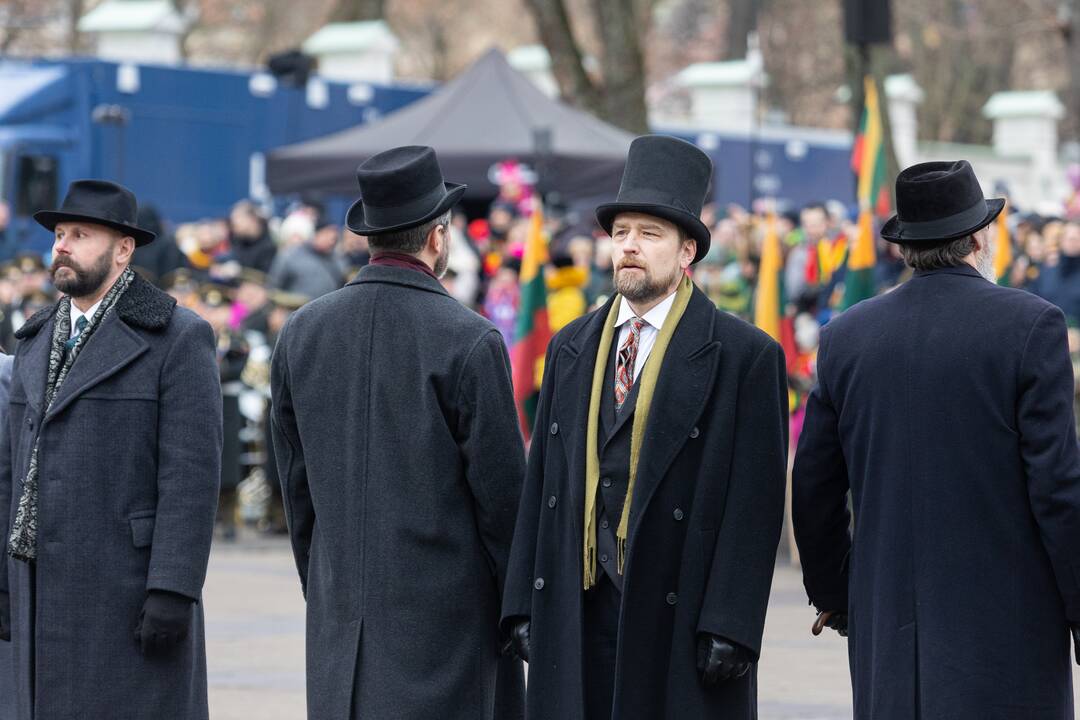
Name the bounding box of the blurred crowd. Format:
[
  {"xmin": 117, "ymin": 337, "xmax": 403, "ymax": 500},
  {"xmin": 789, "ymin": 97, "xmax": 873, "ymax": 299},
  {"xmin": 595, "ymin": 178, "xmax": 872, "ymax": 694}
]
[{"xmin": 1, "ymin": 160, "xmax": 1079, "ymax": 539}]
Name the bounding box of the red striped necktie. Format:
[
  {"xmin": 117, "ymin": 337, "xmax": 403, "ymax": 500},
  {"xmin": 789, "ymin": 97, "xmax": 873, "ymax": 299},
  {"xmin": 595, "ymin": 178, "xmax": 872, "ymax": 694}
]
[{"xmin": 614, "ymin": 317, "xmax": 645, "ymax": 410}]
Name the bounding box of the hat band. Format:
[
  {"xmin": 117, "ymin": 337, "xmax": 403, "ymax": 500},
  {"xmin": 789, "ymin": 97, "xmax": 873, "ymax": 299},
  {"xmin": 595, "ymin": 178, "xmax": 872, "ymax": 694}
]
[
  {"xmin": 896, "ymin": 199, "xmax": 987, "ymax": 239},
  {"xmin": 56, "ymin": 206, "xmax": 134, "ymax": 226},
  {"xmin": 362, "ymin": 183, "xmax": 447, "ymax": 229}
]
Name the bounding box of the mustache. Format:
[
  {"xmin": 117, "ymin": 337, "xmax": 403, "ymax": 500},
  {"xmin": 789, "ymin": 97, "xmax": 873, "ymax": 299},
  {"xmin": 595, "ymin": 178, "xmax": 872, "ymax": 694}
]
[
  {"xmin": 50, "ymin": 256, "xmax": 79, "ymax": 273},
  {"xmin": 617, "ymin": 260, "xmax": 646, "ymax": 270}
]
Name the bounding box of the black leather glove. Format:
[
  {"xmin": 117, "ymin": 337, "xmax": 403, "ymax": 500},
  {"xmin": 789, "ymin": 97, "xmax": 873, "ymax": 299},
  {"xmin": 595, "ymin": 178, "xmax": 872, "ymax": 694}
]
[
  {"xmin": 0, "ymin": 591, "xmax": 9, "ymax": 642},
  {"xmin": 696, "ymin": 633, "xmax": 752, "ymax": 686},
  {"xmin": 135, "ymin": 590, "xmax": 194, "ymax": 657},
  {"xmin": 507, "ymin": 618, "xmax": 530, "ymax": 663},
  {"xmin": 816, "ymin": 611, "xmax": 848, "ymax": 637},
  {"xmin": 1071, "ymin": 625, "xmax": 1080, "ymax": 665}
]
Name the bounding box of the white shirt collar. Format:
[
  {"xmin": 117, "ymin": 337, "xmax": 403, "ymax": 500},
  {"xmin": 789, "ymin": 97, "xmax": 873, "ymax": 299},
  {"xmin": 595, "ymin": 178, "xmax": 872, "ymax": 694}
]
[
  {"xmin": 71, "ymin": 299, "xmax": 102, "ymax": 326},
  {"xmin": 615, "ymin": 288, "xmax": 678, "ymax": 331}
]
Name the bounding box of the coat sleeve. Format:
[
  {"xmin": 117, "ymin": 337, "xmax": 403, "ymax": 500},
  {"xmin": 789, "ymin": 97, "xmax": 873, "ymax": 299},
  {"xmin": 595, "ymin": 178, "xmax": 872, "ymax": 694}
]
[
  {"xmin": 0, "ymin": 355, "xmax": 13, "ymax": 596},
  {"xmin": 453, "ymin": 330, "xmax": 526, "ymax": 609},
  {"xmin": 500, "ymin": 340, "xmax": 557, "ymax": 631},
  {"xmin": 147, "ymin": 319, "xmax": 222, "ymax": 600},
  {"xmin": 1017, "ymin": 304, "xmax": 1080, "ymax": 623},
  {"xmin": 697, "ymin": 340, "xmax": 788, "ymax": 658},
  {"xmin": 269, "ymin": 316, "xmax": 315, "ymax": 596},
  {"xmin": 791, "ymin": 327, "xmax": 851, "ymax": 613}
]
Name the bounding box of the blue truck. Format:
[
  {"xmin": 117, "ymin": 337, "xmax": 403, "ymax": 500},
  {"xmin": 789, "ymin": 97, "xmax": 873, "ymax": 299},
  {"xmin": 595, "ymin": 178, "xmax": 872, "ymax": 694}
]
[{"xmin": 0, "ymin": 57, "xmax": 429, "ymax": 258}]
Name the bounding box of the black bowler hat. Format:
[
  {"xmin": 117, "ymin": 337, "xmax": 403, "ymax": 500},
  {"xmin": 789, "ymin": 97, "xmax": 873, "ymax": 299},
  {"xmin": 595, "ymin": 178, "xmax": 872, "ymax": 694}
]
[
  {"xmin": 346, "ymin": 146, "xmax": 466, "ymax": 235},
  {"xmin": 880, "ymin": 160, "xmax": 1005, "ymax": 244},
  {"xmin": 34, "ymin": 179, "xmax": 156, "ymax": 246},
  {"xmin": 596, "ymin": 135, "xmax": 713, "ymax": 264}
]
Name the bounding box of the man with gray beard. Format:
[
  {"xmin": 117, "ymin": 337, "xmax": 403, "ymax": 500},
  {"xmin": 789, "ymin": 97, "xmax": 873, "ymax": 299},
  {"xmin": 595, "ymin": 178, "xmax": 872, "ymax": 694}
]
[
  {"xmin": 502, "ymin": 135, "xmax": 788, "ymax": 720},
  {"xmin": 794, "ymin": 160, "xmax": 1080, "ymax": 719}
]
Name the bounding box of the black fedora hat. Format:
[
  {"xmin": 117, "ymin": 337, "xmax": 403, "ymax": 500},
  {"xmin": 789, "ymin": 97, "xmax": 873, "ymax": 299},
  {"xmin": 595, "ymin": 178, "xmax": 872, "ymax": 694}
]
[
  {"xmin": 880, "ymin": 160, "xmax": 1005, "ymax": 244},
  {"xmin": 34, "ymin": 179, "xmax": 156, "ymax": 246},
  {"xmin": 346, "ymin": 146, "xmax": 466, "ymax": 235},
  {"xmin": 596, "ymin": 135, "xmax": 713, "ymax": 264}
]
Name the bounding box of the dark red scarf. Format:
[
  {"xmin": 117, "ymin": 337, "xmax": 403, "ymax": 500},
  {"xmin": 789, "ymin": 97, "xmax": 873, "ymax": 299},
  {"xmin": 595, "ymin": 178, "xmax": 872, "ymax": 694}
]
[{"xmin": 369, "ymin": 251, "xmax": 439, "ymax": 280}]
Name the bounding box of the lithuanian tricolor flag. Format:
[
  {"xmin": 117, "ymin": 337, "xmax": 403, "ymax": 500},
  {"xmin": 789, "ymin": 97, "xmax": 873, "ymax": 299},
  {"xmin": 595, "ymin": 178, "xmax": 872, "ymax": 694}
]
[
  {"xmin": 754, "ymin": 212, "xmax": 783, "ymax": 342},
  {"xmin": 993, "ymin": 202, "xmax": 1012, "ymax": 286},
  {"xmin": 511, "ymin": 203, "xmax": 551, "ymax": 440},
  {"xmin": 842, "ymin": 75, "xmax": 888, "ymax": 309}
]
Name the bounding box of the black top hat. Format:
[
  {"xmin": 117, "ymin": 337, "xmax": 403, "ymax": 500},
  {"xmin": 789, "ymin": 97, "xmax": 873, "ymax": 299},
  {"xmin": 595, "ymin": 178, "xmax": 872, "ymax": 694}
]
[
  {"xmin": 34, "ymin": 179, "xmax": 156, "ymax": 246},
  {"xmin": 880, "ymin": 160, "xmax": 1004, "ymax": 244},
  {"xmin": 596, "ymin": 135, "xmax": 713, "ymax": 264},
  {"xmin": 346, "ymin": 146, "xmax": 466, "ymax": 236}
]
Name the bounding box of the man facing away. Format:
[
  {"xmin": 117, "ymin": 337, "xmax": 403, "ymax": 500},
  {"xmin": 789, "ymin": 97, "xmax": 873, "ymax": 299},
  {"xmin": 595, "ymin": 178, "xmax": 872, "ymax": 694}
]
[
  {"xmin": 794, "ymin": 160, "xmax": 1080, "ymax": 719},
  {"xmin": 271, "ymin": 145, "xmax": 526, "ymax": 720}
]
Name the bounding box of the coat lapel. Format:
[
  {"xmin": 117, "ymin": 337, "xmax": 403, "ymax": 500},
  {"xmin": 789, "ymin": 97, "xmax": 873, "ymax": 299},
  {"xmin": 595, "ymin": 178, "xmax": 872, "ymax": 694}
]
[
  {"xmin": 629, "ymin": 289, "xmax": 722, "ymax": 540},
  {"xmin": 45, "ymin": 312, "xmax": 149, "ymax": 422},
  {"xmin": 18, "ymin": 313, "xmax": 55, "ymax": 415},
  {"xmin": 555, "ymin": 298, "xmax": 614, "ymax": 541}
]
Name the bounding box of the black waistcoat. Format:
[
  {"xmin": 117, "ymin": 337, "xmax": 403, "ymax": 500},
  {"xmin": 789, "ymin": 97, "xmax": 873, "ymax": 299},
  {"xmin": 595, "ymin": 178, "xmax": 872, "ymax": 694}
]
[{"xmin": 595, "ymin": 335, "xmax": 644, "ymax": 593}]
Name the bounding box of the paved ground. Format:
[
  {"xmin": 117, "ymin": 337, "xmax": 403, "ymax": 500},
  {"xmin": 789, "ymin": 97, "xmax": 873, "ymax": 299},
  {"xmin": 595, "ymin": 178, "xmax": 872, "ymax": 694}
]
[{"xmin": 204, "ymin": 533, "xmax": 1078, "ymax": 719}]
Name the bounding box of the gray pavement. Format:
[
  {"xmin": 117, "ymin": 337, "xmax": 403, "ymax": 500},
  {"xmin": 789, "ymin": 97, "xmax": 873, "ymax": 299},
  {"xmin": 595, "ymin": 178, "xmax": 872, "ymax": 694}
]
[{"xmin": 204, "ymin": 533, "xmax": 1079, "ymax": 719}]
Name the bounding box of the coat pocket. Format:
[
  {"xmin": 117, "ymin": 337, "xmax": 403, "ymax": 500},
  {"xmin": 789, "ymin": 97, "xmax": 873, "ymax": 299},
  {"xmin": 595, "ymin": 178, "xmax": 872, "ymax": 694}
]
[{"xmin": 129, "ymin": 512, "xmax": 155, "ymax": 548}]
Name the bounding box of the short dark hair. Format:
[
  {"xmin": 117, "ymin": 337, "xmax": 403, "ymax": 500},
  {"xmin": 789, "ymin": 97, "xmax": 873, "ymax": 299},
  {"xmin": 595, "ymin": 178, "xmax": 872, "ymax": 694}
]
[
  {"xmin": 368, "ymin": 210, "xmax": 452, "ymax": 254},
  {"xmin": 898, "ymin": 235, "xmax": 977, "ymax": 271}
]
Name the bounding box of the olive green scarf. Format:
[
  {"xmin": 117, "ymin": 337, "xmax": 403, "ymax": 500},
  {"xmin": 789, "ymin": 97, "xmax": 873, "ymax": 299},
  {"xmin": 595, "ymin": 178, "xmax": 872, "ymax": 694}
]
[{"xmin": 583, "ymin": 275, "xmax": 693, "ymax": 590}]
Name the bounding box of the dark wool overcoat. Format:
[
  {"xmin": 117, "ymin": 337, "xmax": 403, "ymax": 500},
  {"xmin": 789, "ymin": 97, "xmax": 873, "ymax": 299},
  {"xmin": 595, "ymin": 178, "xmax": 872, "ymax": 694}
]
[
  {"xmin": 502, "ymin": 286, "xmax": 788, "ymax": 719},
  {"xmin": 793, "ymin": 264, "xmax": 1080, "ymax": 719},
  {"xmin": 0, "ymin": 274, "xmax": 222, "ymax": 720},
  {"xmin": 270, "ymin": 264, "xmax": 526, "ymax": 720}
]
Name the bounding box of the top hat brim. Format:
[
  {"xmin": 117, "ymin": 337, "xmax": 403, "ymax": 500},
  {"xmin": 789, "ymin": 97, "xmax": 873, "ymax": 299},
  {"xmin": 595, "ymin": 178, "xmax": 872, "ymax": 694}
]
[
  {"xmin": 880, "ymin": 198, "xmax": 1005, "ymax": 245},
  {"xmin": 33, "ymin": 210, "xmax": 157, "ymax": 246},
  {"xmin": 346, "ymin": 182, "xmax": 466, "ymax": 236},
  {"xmin": 595, "ymin": 202, "xmax": 711, "ymax": 264}
]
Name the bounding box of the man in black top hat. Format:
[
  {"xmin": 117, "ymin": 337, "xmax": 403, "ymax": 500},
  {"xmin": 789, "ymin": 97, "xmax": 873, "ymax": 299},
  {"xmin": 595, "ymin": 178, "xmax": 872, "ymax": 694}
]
[
  {"xmin": 0, "ymin": 179, "xmax": 221, "ymax": 719},
  {"xmin": 270, "ymin": 146, "xmax": 526, "ymax": 719},
  {"xmin": 793, "ymin": 160, "xmax": 1080, "ymax": 719},
  {"xmin": 502, "ymin": 135, "xmax": 788, "ymax": 720}
]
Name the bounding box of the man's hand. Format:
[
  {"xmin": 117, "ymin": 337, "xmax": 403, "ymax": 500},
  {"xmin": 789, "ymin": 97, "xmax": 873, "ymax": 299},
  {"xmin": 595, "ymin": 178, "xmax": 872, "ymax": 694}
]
[
  {"xmin": 812, "ymin": 610, "xmax": 848, "ymax": 637},
  {"xmin": 696, "ymin": 633, "xmax": 752, "ymax": 686},
  {"xmin": 507, "ymin": 618, "xmax": 530, "ymax": 663},
  {"xmin": 134, "ymin": 590, "xmax": 194, "ymax": 657}
]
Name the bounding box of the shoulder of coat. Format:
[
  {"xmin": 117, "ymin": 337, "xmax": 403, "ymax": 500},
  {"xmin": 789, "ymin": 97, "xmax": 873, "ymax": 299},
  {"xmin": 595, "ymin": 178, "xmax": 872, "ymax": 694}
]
[
  {"xmin": 116, "ymin": 272, "xmax": 177, "ymax": 332},
  {"xmin": 13, "ymin": 302, "xmax": 59, "ymax": 340}
]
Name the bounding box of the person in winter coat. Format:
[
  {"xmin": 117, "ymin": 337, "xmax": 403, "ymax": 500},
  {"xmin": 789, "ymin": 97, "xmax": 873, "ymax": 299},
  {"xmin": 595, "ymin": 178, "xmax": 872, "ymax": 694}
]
[
  {"xmin": 271, "ymin": 146, "xmax": 526, "ymax": 720},
  {"xmin": 0, "ymin": 180, "xmax": 221, "ymax": 720},
  {"xmin": 503, "ymin": 136, "xmax": 788, "ymax": 720}
]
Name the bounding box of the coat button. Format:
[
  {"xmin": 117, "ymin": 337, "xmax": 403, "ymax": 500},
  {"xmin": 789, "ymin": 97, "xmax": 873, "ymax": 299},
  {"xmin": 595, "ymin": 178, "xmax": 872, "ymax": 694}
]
[
  {"xmin": 600, "ymin": 518, "xmax": 609, "ymax": 529},
  {"xmin": 689, "ymin": 427, "xmax": 700, "ymax": 439},
  {"xmin": 673, "ymin": 508, "xmax": 684, "ymax": 521},
  {"xmin": 666, "ymin": 592, "xmax": 678, "ymax": 606},
  {"xmin": 534, "ymin": 578, "xmax": 545, "ymax": 591},
  {"xmin": 601, "ymin": 477, "xmax": 612, "ymax": 488},
  {"xmin": 550, "ymin": 422, "xmax": 559, "ymax": 435},
  {"xmin": 548, "ymin": 495, "xmax": 557, "ymax": 508},
  {"xmin": 600, "ymin": 553, "xmax": 608, "ymax": 563}
]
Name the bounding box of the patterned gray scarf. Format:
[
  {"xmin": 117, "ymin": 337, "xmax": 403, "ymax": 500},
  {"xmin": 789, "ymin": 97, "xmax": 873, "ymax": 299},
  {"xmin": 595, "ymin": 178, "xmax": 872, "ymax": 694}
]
[{"xmin": 8, "ymin": 267, "xmax": 135, "ymax": 561}]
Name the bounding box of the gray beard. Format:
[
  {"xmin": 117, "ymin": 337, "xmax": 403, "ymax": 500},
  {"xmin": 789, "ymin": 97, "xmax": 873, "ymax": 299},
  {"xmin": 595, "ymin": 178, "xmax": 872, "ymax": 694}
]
[{"xmin": 974, "ymin": 241, "xmax": 997, "ymax": 283}]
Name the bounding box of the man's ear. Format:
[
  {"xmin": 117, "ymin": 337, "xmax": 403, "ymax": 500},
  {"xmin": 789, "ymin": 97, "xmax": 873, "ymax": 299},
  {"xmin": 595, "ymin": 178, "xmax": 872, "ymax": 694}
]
[
  {"xmin": 681, "ymin": 239, "xmax": 697, "ymax": 270},
  {"xmin": 428, "ymin": 223, "xmax": 445, "ymax": 255},
  {"xmin": 117, "ymin": 235, "xmax": 136, "ymax": 265}
]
